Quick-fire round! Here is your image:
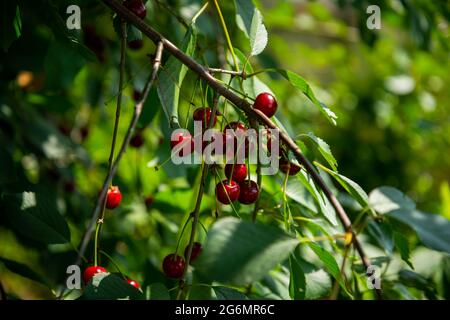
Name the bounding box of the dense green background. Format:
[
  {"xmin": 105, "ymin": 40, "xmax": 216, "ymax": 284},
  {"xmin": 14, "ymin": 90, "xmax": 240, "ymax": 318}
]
[{"xmin": 0, "ymin": 0, "xmax": 449, "ymax": 300}]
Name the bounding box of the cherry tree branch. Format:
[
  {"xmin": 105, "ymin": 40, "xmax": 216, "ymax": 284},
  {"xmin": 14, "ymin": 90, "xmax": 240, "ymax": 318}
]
[
  {"xmin": 75, "ymin": 41, "xmax": 164, "ymax": 268},
  {"xmin": 101, "ymin": 0, "xmax": 382, "ymax": 299}
]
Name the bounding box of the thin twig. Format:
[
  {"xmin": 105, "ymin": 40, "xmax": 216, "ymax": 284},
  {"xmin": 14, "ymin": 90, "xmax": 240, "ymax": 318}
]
[
  {"xmin": 208, "ymin": 68, "xmax": 247, "ymax": 79},
  {"xmin": 250, "ymin": 119, "xmax": 261, "ymax": 222},
  {"xmin": 94, "ymin": 19, "xmax": 127, "ymax": 267},
  {"xmin": 100, "ymin": 0, "xmax": 381, "ymax": 299},
  {"xmin": 330, "ymin": 245, "xmax": 351, "ymax": 300},
  {"xmin": 74, "ymin": 41, "xmax": 164, "ymax": 269},
  {"xmin": 177, "ymin": 92, "xmax": 220, "ymax": 299}
]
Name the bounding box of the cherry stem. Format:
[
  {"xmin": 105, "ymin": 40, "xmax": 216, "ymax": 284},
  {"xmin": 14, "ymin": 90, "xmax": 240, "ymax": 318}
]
[
  {"xmin": 73, "ymin": 39, "xmax": 163, "ymax": 277},
  {"xmin": 177, "ymin": 92, "xmax": 220, "ymax": 299},
  {"xmin": 94, "ymin": 20, "xmax": 127, "ymax": 267}
]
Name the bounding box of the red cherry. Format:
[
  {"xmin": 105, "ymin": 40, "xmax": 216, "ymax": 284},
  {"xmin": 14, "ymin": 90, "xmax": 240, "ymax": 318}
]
[
  {"xmin": 223, "ymin": 122, "xmax": 249, "ymax": 158},
  {"xmin": 215, "ymin": 180, "xmax": 240, "ymax": 204},
  {"xmin": 128, "ymin": 39, "xmax": 143, "ymax": 50},
  {"xmin": 279, "ymin": 159, "xmax": 301, "ymax": 175},
  {"xmin": 64, "ymin": 180, "xmax": 76, "ymax": 193},
  {"xmin": 83, "ymin": 266, "xmax": 107, "ymax": 284},
  {"xmin": 106, "ymin": 186, "xmax": 122, "ymax": 209},
  {"xmin": 254, "ymin": 92, "xmax": 277, "ymax": 118},
  {"xmin": 126, "ymin": 279, "xmax": 140, "ymax": 289},
  {"xmin": 123, "ymin": 0, "xmax": 147, "ymax": 19},
  {"xmin": 193, "ymin": 107, "xmax": 217, "ymax": 129},
  {"xmin": 265, "ymin": 130, "xmax": 280, "ymax": 154},
  {"xmin": 80, "ymin": 126, "xmax": 89, "ymax": 141},
  {"xmin": 238, "ymin": 180, "xmax": 259, "ymax": 204},
  {"xmin": 144, "ymin": 195, "xmax": 154, "ymax": 208},
  {"xmin": 162, "ymin": 254, "xmax": 186, "ymax": 279},
  {"xmin": 133, "ymin": 89, "xmax": 142, "ymax": 102},
  {"xmin": 224, "ymin": 164, "xmax": 247, "ymax": 183},
  {"xmin": 82, "ymin": 25, "xmax": 106, "ymax": 63},
  {"xmin": 130, "ymin": 132, "xmax": 144, "ymax": 148},
  {"xmin": 199, "ymin": 130, "xmax": 223, "ymax": 155},
  {"xmin": 224, "ymin": 121, "xmax": 247, "ymax": 132},
  {"xmin": 170, "ymin": 131, "xmax": 194, "ymax": 157},
  {"xmin": 184, "ymin": 242, "xmax": 202, "ymax": 263}
]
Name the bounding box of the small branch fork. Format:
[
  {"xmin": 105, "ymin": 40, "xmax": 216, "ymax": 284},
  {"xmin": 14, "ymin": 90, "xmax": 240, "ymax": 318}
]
[{"xmin": 100, "ymin": 0, "xmax": 382, "ymax": 299}]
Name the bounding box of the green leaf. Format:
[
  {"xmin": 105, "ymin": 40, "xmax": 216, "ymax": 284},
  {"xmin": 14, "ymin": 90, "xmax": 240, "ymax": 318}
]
[
  {"xmin": 249, "ymin": 8, "xmax": 268, "ymax": 56},
  {"xmin": 43, "ymin": 3, "xmax": 96, "ymax": 62},
  {"xmin": 275, "ymin": 69, "xmax": 337, "ymax": 125},
  {"xmin": 292, "ymin": 255, "xmax": 331, "ymax": 299},
  {"xmin": 388, "ymin": 209, "xmax": 450, "ymax": 254},
  {"xmin": 235, "ymin": 0, "xmax": 268, "ymax": 56},
  {"xmin": 138, "ymin": 87, "xmax": 161, "ymax": 129},
  {"xmin": 308, "ymin": 243, "xmax": 340, "ymax": 280},
  {"xmin": 309, "ymin": 242, "xmax": 352, "ymax": 297},
  {"xmin": 212, "ymin": 286, "xmax": 248, "ymax": 300},
  {"xmin": 394, "ymin": 232, "xmax": 414, "ymax": 269},
  {"xmin": 369, "ymin": 186, "xmax": 415, "ymax": 214},
  {"xmin": 2, "ymin": 192, "xmax": 71, "ymax": 244},
  {"xmin": 367, "ymin": 220, "xmax": 394, "ymax": 254},
  {"xmin": 82, "ymin": 273, "xmax": 144, "ymax": 300},
  {"xmin": 146, "ymin": 283, "xmax": 170, "ymax": 300},
  {"xmin": 288, "ymin": 249, "xmax": 306, "ymax": 300},
  {"xmin": 299, "ymin": 132, "xmax": 337, "ymax": 170},
  {"xmin": 194, "ymin": 217, "xmax": 299, "ymax": 285},
  {"xmin": 157, "ymin": 25, "xmax": 197, "ymax": 127},
  {"xmin": 305, "ymin": 269, "xmax": 331, "ymax": 299},
  {"xmin": 297, "ymin": 171, "xmax": 338, "ymax": 225},
  {"xmin": 285, "ymin": 178, "xmax": 317, "ymax": 214},
  {"xmin": 44, "ymin": 41, "xmax": 86, "ymax": 90},
  {"xmin": 1, "ymin": 1, "xmax": 21, "ymax": 51},
  {"xmin": 316, "ymin": 163, "xmax": 369, "ymax": 209},
  {"xmin": 398, "ymin": 270, "xmax": 437, "ymax": 298},
  {"xmin": 0, "ymin": 257, "xmax": 49, "ymax": 287}
]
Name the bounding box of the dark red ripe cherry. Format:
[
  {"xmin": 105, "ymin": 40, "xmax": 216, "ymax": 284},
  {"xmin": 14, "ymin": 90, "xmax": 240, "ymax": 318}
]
[
  {"xmin": 224, "ymin": 121, "xmax": 246, "ymax": 132},
  {"xmin": 83, "ymin": 266, "xmax": 107, "ymax": 284},
  {"xmin": 133, "ymin": 89, "xmax": 142, "ymax": 102},
  {"xmin": 128, "ymin": 39, "xmax": 143, "ymax": 50},
  {"xmin": 254, "ymin": 92, "xmax": 277, "ymax": 118},
  {"xmin": 64, "ymin": 180, "xmax": 76, "ymax": 193},
  {"xmin": 223, "ymin": 122, "xmax": 249, "ymax": 157},
  {"xmin": 130, "ymin": 132, "xmax": 144, "ymax": 148},
  {"xmin": 224, "ymin": 164, "xmax": 247, "ymax": 183},
  {"xmin": 239, "ymin": 180, "xmax": 259, "ymax": 204},
  {"xmin": 162, "ymin": 254, "xmax": 186, "ymax": 279},
  {"xmin": 123, "ymin": 0, "xmax": 147, "ymax": 19},
  {"xmin": 106, "ymin": 186, "xmax": 122, "ymax": 209},
  {"xmin": 184, "ymin": 242, "xmax": 202, "ymax": 263},
  {"xmin": 171, "ymin": 131, "xmax": 194, "ymax": 157},
  {"xmin": 279, "ymin": 159, "xmax": 301, "ymax": 175},
  {"xmin": 80, "ymin": 126, "xmax": 89, "ymax": 141},
  {"xmin": 127, "ymin": 279, "xmax": 140, "ymax": 289},
  {"xmin": 215, "ymin": 180, "xmax": 240, "ymax": 204},
  {"xmin": 193, "ymin": 107, "xmax": 217, "ymax": 129},
  {"xmin": 145, "ymin": 195, "xmax": 154, "ymax": 208}
]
